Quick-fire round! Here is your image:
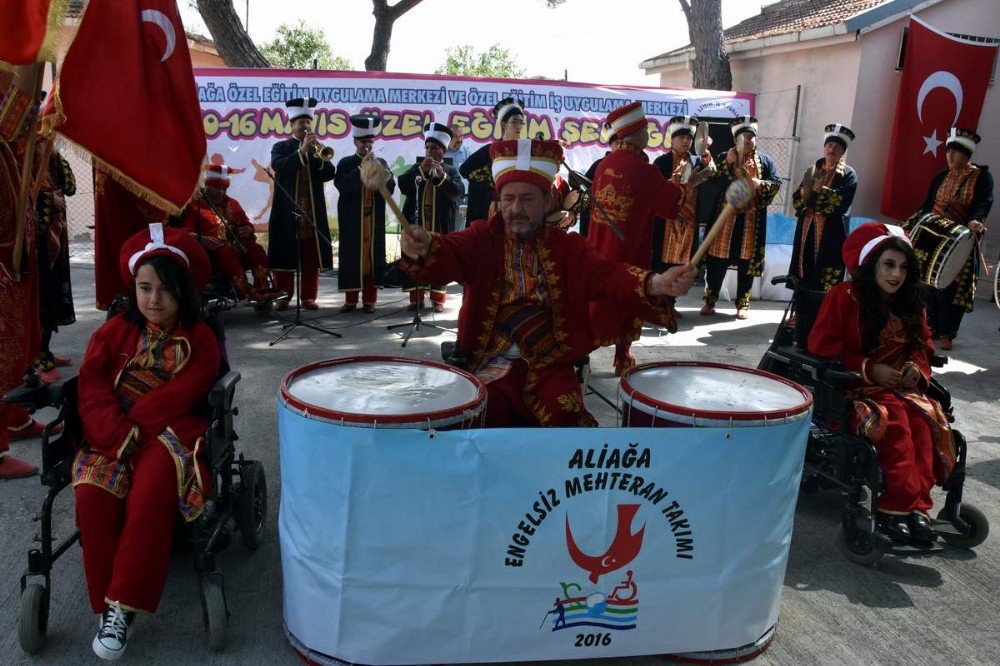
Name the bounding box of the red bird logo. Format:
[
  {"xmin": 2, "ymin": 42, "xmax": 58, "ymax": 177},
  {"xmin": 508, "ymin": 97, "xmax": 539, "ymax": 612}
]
[{"xmin": 565, "ymin": 504, "xmax": 646, "ymax": 584}]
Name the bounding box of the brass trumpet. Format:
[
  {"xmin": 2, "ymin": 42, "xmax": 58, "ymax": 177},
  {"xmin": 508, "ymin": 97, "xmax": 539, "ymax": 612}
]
[
  {"xmin": 303, "ymin": 131, "xmax": 335, "ymax": 161},
  {"xmin": 314, "ymin": 143, "xmax": 335, "ymax": 161}
]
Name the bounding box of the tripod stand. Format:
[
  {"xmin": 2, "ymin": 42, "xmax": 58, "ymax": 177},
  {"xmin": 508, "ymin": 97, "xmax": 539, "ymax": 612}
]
[
  {"xmin": 264, "ymin": 167, "xmax": 341, "ymax": 345},
  {"xmin": 386, "ymin": 171, "xmax": 450, "ymax": 347}
]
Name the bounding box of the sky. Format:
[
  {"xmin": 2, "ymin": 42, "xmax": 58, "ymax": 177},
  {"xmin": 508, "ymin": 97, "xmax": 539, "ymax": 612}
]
[{"xmin": 180, "ymin": 0, "xmax": 763, "ymax": 87}]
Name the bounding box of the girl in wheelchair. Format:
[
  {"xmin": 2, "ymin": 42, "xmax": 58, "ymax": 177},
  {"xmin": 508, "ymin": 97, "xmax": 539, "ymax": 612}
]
[
  {"xmin": 808, "ymin": 222, "xmax": 955, "ymax": 548},
  {"xmin": 73, "ymin": 223, "xmax": 220, "ymax": 660}
]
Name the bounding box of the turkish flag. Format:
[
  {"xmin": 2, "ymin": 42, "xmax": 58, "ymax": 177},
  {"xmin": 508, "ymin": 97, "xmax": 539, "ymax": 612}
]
[
  {"xmin": 881, "ymin": 16, "xmax": 998, "ymax": 220},
  {"xmin": 0, "ymin": 0, "xmax": 61, "ymax": 64},
  {"xmin": 41, "ymin": 0, "xmax": 205, "ymax": 215}
]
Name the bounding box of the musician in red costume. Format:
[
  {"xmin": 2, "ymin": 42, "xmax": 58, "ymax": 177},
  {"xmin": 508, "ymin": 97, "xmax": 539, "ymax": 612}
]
[
  {"xmin": 178, "ymin": 161, "xmax": 279, "ymax": 301},
  {"xmin": 912, "ymin": 127, "xmax": 993, "ymax": 350},
  {"xmin": 587, "ymin": 101, "xmax": 682, "ymax": 375},
  {"xmin": 73, "ymin": 224, "xmax": 220, "ymax": 659},
  {"xmin": 1, "ymin": 73, "xmax": 45, "ymax": 479},
  {"xmin": 808, "ymin": 222, "xmax": 954, "ymax": 546},
  {"xmin": 399, "ymin": 138, "xmax": 695, "ymax": 427}
]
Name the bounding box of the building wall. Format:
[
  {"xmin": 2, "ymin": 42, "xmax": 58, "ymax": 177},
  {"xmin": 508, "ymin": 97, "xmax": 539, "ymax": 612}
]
[
  {"xmin": 655, "ymin": 38, "xmax": 863, "ymax": 214},
  {"xmin": 850, "ymin": 0, "xmax": 1000, "ymax": 230},
  {"xmin": 733, "ymin": 37, "xmax": 863, "ymax": 204}
]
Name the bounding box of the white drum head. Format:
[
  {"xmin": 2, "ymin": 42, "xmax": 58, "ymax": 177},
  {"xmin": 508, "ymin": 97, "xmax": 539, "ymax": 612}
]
[
  {"xmin": 620, "ymin": 362, "xmax": 812, "ymax": 425},
  {"xmin": 288, "ymin": 360, "xmax": 480, "ymax": 417},
  {"xmin": 933, "ymin": 230, "xmax": 973, "ymax": 288}
]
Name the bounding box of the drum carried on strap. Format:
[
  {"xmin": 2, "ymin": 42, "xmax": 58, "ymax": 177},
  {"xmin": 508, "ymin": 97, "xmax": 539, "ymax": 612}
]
[
  {"xmin": 618, "ymin": 361, "xmax": 812, "ymax": 428},
  {"xmin": 903, "ymin": 212, "xmax": 974, "ymax": 289},
  {"xmin": 280, "ymin": 355, "xmax": 487, "ymax": 430}
]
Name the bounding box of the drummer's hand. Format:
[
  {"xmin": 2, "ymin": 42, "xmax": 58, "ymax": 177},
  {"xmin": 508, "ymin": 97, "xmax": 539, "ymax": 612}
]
[
  {"xmin": 650, "ymin": 264, "xmax": 697, "ymax": 297},
  {"xmin": 870, "ymin": 363, "xmax": 901, "ymax": 388},
  {"xmin": 401, "ymin": 224, "xmax": 432, "ymax": 260},
  {"xmin": 969, "ymin": 220, "xmax": 986, "ymax": 234}
]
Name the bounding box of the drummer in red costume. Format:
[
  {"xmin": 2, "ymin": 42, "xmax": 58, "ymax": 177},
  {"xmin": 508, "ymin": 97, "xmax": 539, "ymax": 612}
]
[
  {"xmin": 808, "ymin": 222, "xmax": 954, "ymax": 546},
  {"xmin": 74, "ymin": 223, "xmax": 220, "ymax": 659},
  {"xmin": 587, "ymin": 101, "xmax": 682, "ymax": 375},
  {"xmin": 399, "ymin": 138, "xmax": 696, "ymax": 427},
  {"xmin": 178, "ymin": 162, "xmax": 281, "ymax": 302},
  {"xmin": 913, "ymin": 127, "xmax": 993, "ymax": 350}
]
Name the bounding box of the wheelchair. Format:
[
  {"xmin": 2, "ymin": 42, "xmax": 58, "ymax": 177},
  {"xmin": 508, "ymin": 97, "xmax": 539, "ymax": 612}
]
[
  {"xmin": 5, "ymin": 321, "xmax": 268, "ymax": 654},
  {"xmin": 757, "ymin": 275, "xmax": 989, "ymax": 566}
]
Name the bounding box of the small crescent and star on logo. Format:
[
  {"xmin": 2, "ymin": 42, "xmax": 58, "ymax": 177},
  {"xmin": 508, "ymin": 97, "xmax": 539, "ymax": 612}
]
[
  {"xmin": 916, "ymin": 70, "xmax": 963, "ymax": 157},
  {"xmin": 140, "ymin": 8, "xmax": 177, "ymax": 63}
]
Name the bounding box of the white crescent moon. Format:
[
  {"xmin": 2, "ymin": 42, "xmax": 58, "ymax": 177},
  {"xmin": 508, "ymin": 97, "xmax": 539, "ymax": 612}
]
[
  {"xmin": 140, "ymin": 9, "xmax": 176, "ymax": 63},
  {"xmin": 916, "ymin": 71, "xmax": 963, "ymax": 126},
  {"xmin": 601, "ymin": 556, "xmax": 614, "ymax": 567}
]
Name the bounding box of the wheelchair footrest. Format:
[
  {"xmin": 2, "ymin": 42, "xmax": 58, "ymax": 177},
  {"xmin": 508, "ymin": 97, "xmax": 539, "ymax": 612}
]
[
  {"xmin": 930, "ymin": 519, "xmax": 965, "ymax": 538},
  {"xmin": 886, "ymin": 541, "xmax": 945, "ymax": 556}
]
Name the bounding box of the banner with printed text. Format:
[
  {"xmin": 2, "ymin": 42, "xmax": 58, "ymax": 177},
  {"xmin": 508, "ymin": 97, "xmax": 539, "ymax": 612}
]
[
  {"xmin": 195, "ymin": 69, "xmax": 753, "ymax": 234},
  {"xmin": 278, "ymin": 414, "xmax": 806, "ymax": 664}
]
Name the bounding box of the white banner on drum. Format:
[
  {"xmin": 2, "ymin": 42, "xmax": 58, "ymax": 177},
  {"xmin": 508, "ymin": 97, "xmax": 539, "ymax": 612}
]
[
  {"xmin": 195, "ymin": 69, "xmax": 753, "ymax": 231},
  {"xmin": 278, "ymin": 411, "xmax": 809, "ymax": 665}
]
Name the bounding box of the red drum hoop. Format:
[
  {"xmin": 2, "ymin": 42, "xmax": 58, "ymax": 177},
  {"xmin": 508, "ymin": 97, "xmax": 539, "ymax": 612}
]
[
  {"xmin": 280, "ymin": 355, "xmax": 487, "ymax": 429},
  {"xmin": 619, "ymin": 361, "xmax": 812, "ymax": 427}
]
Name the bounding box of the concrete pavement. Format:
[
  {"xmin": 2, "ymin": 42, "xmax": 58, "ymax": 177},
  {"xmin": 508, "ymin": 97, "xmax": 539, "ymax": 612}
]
[{"xmin": 2, "ymin": 254, "xmax": 998, "ymax": 665}]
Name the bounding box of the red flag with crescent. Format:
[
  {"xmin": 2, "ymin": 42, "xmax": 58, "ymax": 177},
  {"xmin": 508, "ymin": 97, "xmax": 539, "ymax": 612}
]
[
  {"xmin": 881, "ymin": 16, "xmax": 998, "ymax": 220},
  {"xmin": 40, "ymin": 0, "xmax": 205, "ymax": 215},
  {"xmin": 0, "ymin": 0, "xmax": 63, "ymax": 64}
]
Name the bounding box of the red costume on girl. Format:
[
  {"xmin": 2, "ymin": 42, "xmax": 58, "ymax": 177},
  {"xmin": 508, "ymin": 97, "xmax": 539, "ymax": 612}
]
[
  {"xmin": 73, "ymin": 224, "xmax": 220, "ymax": 615},
  {"xmin": 808, "ymin": 223, "xmax": 955, "ymax": 519}
]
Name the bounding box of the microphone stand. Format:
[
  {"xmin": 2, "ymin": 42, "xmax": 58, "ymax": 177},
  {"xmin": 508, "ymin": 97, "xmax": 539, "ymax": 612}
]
[
  {"xmin": 263, "ymin": 166, "xmax": 342, "ymax": 344},
  {"xmin": 386, "ymin": 165, "xmax": 451, "ymax": 347}
]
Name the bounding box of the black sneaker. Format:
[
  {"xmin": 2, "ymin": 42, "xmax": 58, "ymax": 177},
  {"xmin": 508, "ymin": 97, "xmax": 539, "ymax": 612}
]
[{"xmin": 92, "ymin": 602, "xmax": 135, "ymax": 660}]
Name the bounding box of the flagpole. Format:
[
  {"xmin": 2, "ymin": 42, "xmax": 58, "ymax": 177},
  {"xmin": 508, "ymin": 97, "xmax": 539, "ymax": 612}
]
[{"xmin": 12, "ymin": 62, "xmax": 45, "ymax": 277}]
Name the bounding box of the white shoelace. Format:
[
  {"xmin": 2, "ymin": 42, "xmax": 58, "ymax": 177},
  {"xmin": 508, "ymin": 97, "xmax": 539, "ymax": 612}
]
[{"xmin": 100, "ymin": 602, "xmax": 130, "ymax": 640}]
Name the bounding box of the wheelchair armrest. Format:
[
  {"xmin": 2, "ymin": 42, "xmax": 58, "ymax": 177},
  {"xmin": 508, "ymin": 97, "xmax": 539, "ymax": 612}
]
[
  {"xmin": 931, "ymin": 354, "xmax": 948, "ymax": 368},
  {"xmin": 823, "ymin": 367, "xmax": 862, "ymax": 386},
  {"xmin": 208, "ymin": 371, "xmax": 242, "ymax": 410},
  {"xmin": 770, "ymin": 274, "xmax": 799, "ymax": 290}
]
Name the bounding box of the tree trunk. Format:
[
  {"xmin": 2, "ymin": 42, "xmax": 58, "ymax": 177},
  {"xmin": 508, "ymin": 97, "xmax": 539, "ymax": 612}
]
[
  {"xmin": 364, "ymin": 0, "xmax": 424, "ymax": 71},
  {"xmin": 197, "ymin": 0, "xmax": 270, "ymax": 68},
  {"xmin": 679, "ymin": 0, "xmax": 732, "ymax": 91}
]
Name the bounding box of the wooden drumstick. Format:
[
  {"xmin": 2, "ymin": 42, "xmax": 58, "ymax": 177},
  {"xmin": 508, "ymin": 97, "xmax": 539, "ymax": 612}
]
[
  {"xmin": 359, "ymin": 155, "xmax": 409, "ymax": 227},
  {"xmin": 687, "ymin": 177, "xmax": 755, "ymax": 268}
]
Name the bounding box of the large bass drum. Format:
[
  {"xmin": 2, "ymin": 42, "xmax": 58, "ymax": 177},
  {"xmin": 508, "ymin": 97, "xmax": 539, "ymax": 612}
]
[
  {"xmin": 903, "ymin": 212, "xmax": 973, "ymax": 289},
  {"xmin": 280, "ymin": 356, "xmax": 487, "ymax": 430}
]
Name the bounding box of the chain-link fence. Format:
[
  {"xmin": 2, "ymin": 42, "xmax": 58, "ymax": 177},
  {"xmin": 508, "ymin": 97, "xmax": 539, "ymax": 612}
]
[
  {"xmin": 756, "ymin": 135, "xmax": 799, "ymax": 216},
  {"xmin": 60, "ymin": 139, "xmax": 95, "ymax": 258}
]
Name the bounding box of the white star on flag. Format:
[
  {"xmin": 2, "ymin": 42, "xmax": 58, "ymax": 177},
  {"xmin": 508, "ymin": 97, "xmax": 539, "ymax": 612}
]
[{"xmin": 922, "ymin": 129, "xmax": 943, "ymax": 156}]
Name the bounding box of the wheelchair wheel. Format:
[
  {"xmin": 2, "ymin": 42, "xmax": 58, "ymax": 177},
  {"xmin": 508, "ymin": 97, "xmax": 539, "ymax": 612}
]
[
  {"xmin": 938, "ymin": 503, "xmax": 990, "ymax": 549},
  {"xmin": 837, "ymin": 524, "xmax": 884, "ymax": 566},
  {"xmin": 238, "ymin": 460, "xmax": 267, "ymax": 552},
  {"xmin": 18, "ymin": 583, "xmax": 49, "ymax": 655},
  {"xmin": 201, "ymin": 579, "xmax": 228, "ymax": 652}
]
